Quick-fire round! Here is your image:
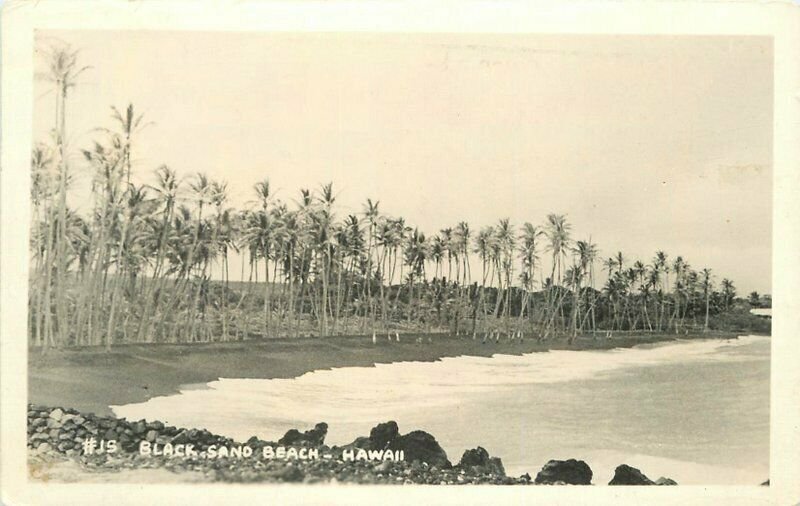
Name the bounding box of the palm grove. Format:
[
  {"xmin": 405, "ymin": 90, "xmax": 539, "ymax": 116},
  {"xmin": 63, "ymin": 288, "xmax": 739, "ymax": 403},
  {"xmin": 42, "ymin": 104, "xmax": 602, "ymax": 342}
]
[{"xmin": 29, "ymin": 45, "xmax": 741, "ymax": 351}]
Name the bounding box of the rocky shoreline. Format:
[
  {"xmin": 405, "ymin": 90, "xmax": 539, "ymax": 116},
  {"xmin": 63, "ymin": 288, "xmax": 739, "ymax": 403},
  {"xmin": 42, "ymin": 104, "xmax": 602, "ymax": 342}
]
[{"xmin": 26, "ymin": 404, "xmax": 691, "ymax": 485}]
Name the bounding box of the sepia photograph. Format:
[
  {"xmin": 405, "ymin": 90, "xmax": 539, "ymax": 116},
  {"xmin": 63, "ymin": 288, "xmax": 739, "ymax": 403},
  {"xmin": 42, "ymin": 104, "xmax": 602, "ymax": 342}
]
[{"xmin": 2, "ymin": 1, "xmax": 799, "ymax": 504}]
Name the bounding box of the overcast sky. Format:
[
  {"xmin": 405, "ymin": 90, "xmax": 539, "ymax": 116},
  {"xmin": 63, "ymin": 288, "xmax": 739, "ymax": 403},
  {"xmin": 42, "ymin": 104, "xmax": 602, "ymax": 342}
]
[{"xmin": 33, "ymin": 31, "xmax": 772, "ymax": 294}]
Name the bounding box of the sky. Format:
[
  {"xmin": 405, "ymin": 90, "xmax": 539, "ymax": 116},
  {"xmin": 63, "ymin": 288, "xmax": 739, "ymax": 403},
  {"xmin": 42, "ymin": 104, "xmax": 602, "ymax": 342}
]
[{"xmin": 33, "ymin": 31, "xmax": 773, "ymax": 294}]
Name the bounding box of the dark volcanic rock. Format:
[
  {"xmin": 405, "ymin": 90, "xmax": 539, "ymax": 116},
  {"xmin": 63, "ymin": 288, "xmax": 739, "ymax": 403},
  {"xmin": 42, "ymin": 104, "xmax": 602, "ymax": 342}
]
[
  {"xmin": 277, "ymin": 429, "xmax": 303, "ymax": 445},
  {"xmin": 28, "ymin": 404, "xmax": 541, "ymax": 485},
  {"xmin": 655, "ymin": 476, "xmax": 678, "ymax": 486},
  {"xmin": 608, "ymin": 464, "xmax": 655, "ymax": 485},
  {"xmin": 339, "ymin": 421, "xmax": 399, "ymax": 452},
  {"xmin": 369, "ymin": 421, "xmax": 399, "ymax": 449},
  {"xmin": 390, "ymin": 430, "xmax": 450, "ymax": 468},
  {"xmin": 457, "ymin": 447, "xmax": 505, "ymax": 477},
  {"xmin": 278, "ymin": 423, "xmax": 328, "ymax": 446},
  {"xmin": 534, "ymin": 459, "xmax": 593, "ymax": 485}
]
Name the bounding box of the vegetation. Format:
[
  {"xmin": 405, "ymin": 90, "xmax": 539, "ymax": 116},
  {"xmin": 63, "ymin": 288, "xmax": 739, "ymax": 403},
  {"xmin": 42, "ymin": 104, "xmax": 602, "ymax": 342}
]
[{"xmin": 28, "ymin": 44, "xmax": 768, "ymax": 351}]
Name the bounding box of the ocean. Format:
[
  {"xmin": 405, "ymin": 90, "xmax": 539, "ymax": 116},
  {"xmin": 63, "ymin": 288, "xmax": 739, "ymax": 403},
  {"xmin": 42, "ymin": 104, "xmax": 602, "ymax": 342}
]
[{"xmin": 112, "ymin": 335, "xmax": 770, "ymax": 485}]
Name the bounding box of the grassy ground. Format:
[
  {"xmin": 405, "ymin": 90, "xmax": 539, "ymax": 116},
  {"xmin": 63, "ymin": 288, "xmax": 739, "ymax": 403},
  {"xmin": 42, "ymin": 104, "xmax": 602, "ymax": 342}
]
[{"xmin": 28, "ymin": 330, "xmax": 743, "ymax": 416}]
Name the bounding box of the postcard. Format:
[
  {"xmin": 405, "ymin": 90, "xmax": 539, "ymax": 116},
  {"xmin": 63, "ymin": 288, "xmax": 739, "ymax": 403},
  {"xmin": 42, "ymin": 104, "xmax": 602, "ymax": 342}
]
[{"xmin": 2, "ymin": 1, "xmax": 799, "ymax": 504}]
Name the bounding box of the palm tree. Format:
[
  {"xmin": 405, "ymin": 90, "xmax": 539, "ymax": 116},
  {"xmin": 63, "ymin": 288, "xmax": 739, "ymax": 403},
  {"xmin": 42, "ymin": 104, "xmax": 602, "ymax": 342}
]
[
  {"xmin": 103, "ymin": 104, "xmax": 150, "ymax": 187},
  {"xmin": 29, "ymin": 55, "xmax": 753, "ymax": 346},
  {"xmin": 316, "ymin": 183, "xmax": 337, "ymax": 336},
  {"xmin": 574, "ymin": 239, "xmax": 598, "ymax": 334},
  {"xmin": 136, "ymin": 165, "xmax": 181, "ymax": 342},
  {"xmin": 701, "ymin": 268, "xmax": 713, "ymax": 332},
  {"xmin": 30, "ymin": 145, "xmax": 56, "ymax": 348},
  {"xmin": 720, "ymin": 278, "xmax": 736, "ymax": 311},
  {"xmin": 518, "ymin": 223, "xmax": 543, "ymax": 338},
  {"xmin": 473, "ymin": 226, "xmax": 495, "ymax": 338},
  {"xmin": 494, "ymin": 219, "xmax": 516, "ymax": 338},
  {"xmin": 404, "ymin": 228, "xmax": 428, "ymax": 326},
  {"xmin": 105, "ymin": 183, "xmax": 150, "ymax": 349},
  {"xmin": 652, "ymin": 251, "xmax": 668, "ymax": 331},
  {"xmin": 544, "ymin": 214, "xmax": 571, "ymax": 336},
  {"xmin": 39, "ymin": 43, "xmax": 91, "ymax": 348},
  {"xmin": 671, "ymin": 256, "xmax": 686, "ymax": 332},
  {"xmin": 563, "ymin": 263, "xmax": 584, "ymax": 342},
  {"xmin": 362, "ymin": 199, "xmax": 380, "ymax": 333}
]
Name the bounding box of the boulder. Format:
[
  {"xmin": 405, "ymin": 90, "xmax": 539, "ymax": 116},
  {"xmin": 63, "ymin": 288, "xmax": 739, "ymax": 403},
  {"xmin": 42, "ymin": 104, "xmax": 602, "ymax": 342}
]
[
  {"xmin": 278, "ymin": 423, "xmax": 328, "ymax": 446},
  {"xmin": 170, "ymin": 429, "xmax": 190, "ymax": 445},
  {"xmin": 534, "ymin": 459, "xmax": 593, "ymax": 485},
  {"xmin": 389, "ymin": 430, "xmax": 450, "ymax": 469},
  {"xmin": 339, "ymin": 421, "xmax": 400, "ymax": 452},
  {"xmin": 457, "ymin": 447, "xmax": 505, "ymax": 477},
  {"xmin": 655, "ymin": 477, "xmax": 678, "ymax": 486},
  {"xmin": 48, "ymin": 408, "xmax": 64, "ymax": 421},
  {"xmin": 30, "ymin": 432, "xmax": 49, "ymax": 443},
  {"xmin": 369, "ymin": 421, "xmax": 399, "ymax": 449},
  {"xmin": 608, "ymin": 464, "xmax": 655, "ymax": 485},
  {"xmin": 459, "ymin": 446, "xmax": 490, "ymax": 467}
]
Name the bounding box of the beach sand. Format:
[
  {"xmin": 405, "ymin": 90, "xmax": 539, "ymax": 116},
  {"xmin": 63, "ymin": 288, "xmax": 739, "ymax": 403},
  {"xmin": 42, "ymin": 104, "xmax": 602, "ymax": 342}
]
[{"xmin": 28, "ymin": 332, "xmax": 737, "ymax": 415}]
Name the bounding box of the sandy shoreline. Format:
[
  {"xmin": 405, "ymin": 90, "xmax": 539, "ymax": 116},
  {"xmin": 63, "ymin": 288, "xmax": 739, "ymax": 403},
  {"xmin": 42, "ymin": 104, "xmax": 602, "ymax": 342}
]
[{"xmin": 28, "ymin": 331, "xmax": 740, "ymax": 415}]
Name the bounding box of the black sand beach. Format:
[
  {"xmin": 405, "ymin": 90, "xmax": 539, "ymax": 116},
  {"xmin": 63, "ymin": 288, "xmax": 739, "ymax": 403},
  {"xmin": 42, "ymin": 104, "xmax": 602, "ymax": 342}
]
[{"xmin": 29, "ymin": 331, "xmax": 738, "ymax": 416}]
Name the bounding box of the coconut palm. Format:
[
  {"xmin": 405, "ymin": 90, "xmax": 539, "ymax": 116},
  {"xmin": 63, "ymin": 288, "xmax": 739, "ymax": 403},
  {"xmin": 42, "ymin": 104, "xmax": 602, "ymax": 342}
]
[
  {"xmin": 38, "ymin": 43, "xmax": 91, "ymax": 348},
  {"xmin": 518, "ymin": 223, "xmax": 543, "ymax": 337},
  {"xmin": 543, "ymin": 214, "xmax": 572, "ymax": 337}
]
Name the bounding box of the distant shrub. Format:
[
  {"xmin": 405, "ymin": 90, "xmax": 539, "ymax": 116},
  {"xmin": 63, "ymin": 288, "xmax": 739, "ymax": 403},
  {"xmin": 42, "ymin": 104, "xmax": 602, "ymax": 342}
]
[{"xmin": 708, "ymin": 308, "xmax": 771, "ymax": 335}]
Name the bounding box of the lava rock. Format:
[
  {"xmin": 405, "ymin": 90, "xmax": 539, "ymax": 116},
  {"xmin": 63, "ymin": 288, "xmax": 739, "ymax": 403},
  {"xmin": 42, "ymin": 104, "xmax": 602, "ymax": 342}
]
[
  {"xmin": 608, "ymin": 464, "xmax": 655, "ymax": 485},
  {"xmin": 369, "ymin": 421, "xmax": 399, "ymax": 449},
  {"xmin": 390, "ymin": 430, "xmax": 450, "ymax": 469},
  {"xmin": 655, "ymin": 476, "xmax": 678, "ymax": 485},
  {"xmin": 457, "ymin": 447, "xmax": 505, "ymax": 477},
  {"xmin": 170, "ymin": 429, "xmax": 190, "ymax": 445},
  {"xmin": 278, "ymin": 423, "xmax": 328, "ymax": 446},
  {"xmin": 534, "ymin": 459, "xmax": 593, "ymax": 485}
]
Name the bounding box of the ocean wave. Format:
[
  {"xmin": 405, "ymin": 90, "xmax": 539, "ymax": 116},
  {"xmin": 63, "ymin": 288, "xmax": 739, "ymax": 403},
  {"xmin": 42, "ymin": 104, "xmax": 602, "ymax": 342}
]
[{"xmin": 112, "ymin": 336, "xmax": 769, "ymax": 443}]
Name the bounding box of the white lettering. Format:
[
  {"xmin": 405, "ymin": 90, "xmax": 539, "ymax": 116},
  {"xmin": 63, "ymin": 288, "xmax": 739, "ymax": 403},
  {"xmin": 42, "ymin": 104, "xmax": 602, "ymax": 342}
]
[{"xmin": 139, "ymin": 441, "xmax": 152, "ymax": 455}]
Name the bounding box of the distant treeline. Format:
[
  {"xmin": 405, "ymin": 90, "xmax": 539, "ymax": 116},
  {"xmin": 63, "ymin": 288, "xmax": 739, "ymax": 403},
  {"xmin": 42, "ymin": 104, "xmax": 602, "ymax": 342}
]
[{"xmin": 29, "ymin": 44, "xmax": 767, "ymax": 350}]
